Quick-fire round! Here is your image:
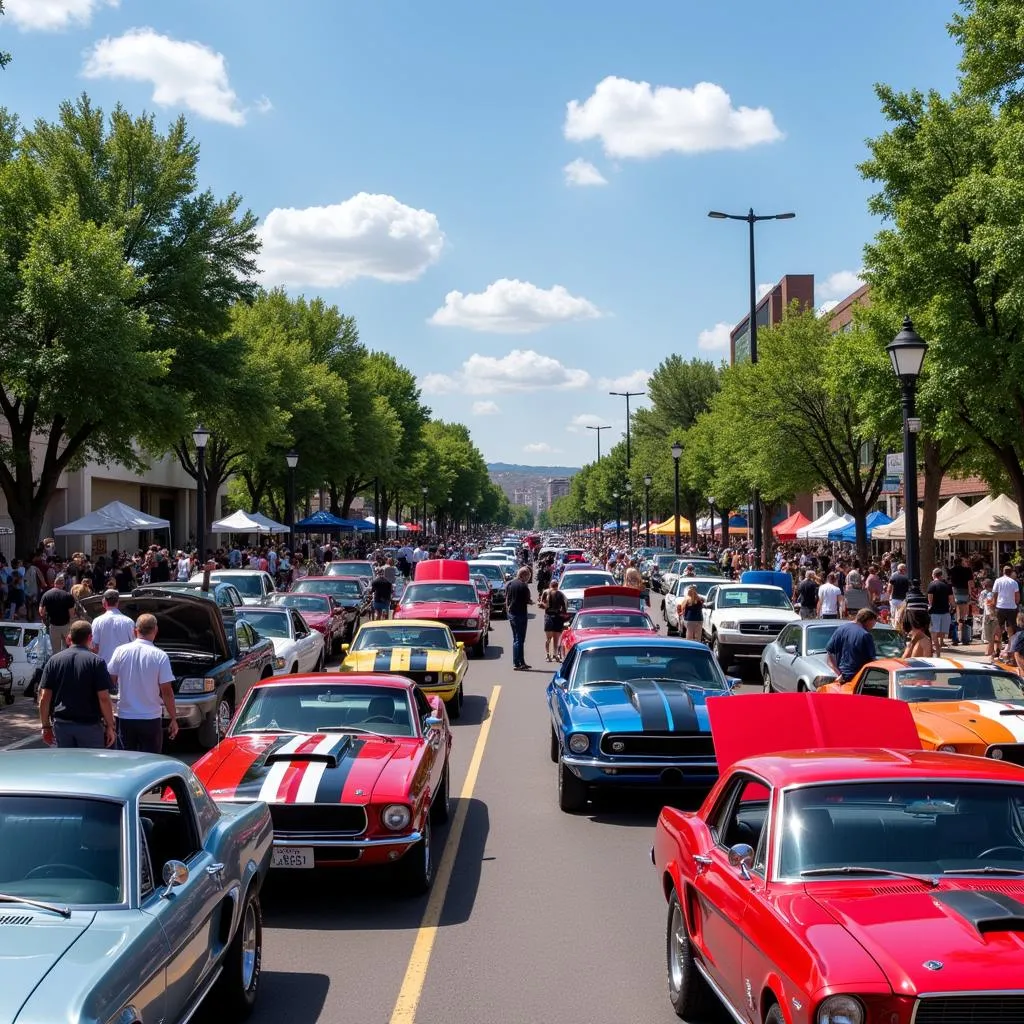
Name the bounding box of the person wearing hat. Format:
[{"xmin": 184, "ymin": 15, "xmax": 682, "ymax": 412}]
[
  {"xmin": 90, "ymin": 589, "xmax": 138, "ymax": 667},
  {"xmin": 40, "ymin": 575, "xmax": 76, "ymax": 653}
]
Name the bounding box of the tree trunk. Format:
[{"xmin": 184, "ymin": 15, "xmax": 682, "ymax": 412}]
[
  {"xmin": 685, "ymin": 496, "xmax": 701, "ymax": 545},
  {"xmin": 4, "ymin": 473, "xmax": 47, "ymax": 561},
  {"xmin": 920, "ymin": 438, "xmax": 945, "ymax": 583},
  {"xmin": 850, "ymin": 496, "xmax": 871, "ymax": 569},
  {"xmin": 760, "ymin": 498, "xmax": 775, "ymax": 564}
]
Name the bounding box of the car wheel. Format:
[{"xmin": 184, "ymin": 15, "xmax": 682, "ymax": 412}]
[
  {"xmin": 199, "ymin": 693, "xmax": 234, "ymax": 749},
  {"xmin": 212, "ymin": 886, "xmax": 262, "ymax": 1019},
  {"xmin": 431, "ymin": 762, "xmax": 451, "ymax": 824},
  {"xmin": 666, "ymin": 617, "xmax": 678, "ymax": 636},
  {"xmin": 711, "ymin": 634, "xmax": 730, "ymax": 671},
  {"xmin": 473, "ymin": 636, "xmax": 486, "ymax": 658},
  {"xmin": 290, "ymin": 663, "xmax": 299, "ymax": 676},
  {"xmin": 458, "ymin": 682, "xmax": 464, "ymax": 708},
  {"xmin": 549, "ymin": 727, "xmax": 559, "ymax": 763},
  {"xmin": 3, "ymin": 693, "xmax": 13, "ymax": 706},
  {"xmin": 764, "ymin": 1005, "xmax": 785, "ymax": 1024},
  {"xmin": 397, "ymin": 816, "xmax": 433, "ymax": 896},
  {"xmin": 762, "ymin": 667, "xmax": 774, "ymax": 693},
  {"xmin": 666, "ymin": 889, "xmax": 712, "ymax": 1020},
  {"xmin": 558, "ymin": 759, "xmax": 588, "ymax": 813},
  {"xmin": 445, "ymin": 690, "xmax": 462, "ymax": 721},
  {"xmin": 313, "ymin": 653, "xmax": 324, "ymax": 673}
]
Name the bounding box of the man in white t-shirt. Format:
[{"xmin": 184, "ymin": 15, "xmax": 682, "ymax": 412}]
[
  {"xmin": 412, "ymin": 544, "xmax": 428, "ymax": 563},
  {"xmin": 175, "ymin": 551, "xmax": 191, "ymax": 581},
  {"xmin": 992, "ymin": 564, "xmax": 1021, "ymax": 639},
  {"xmin": 90, "ymin": 590, "xmax": 137, "ymax": 667},
  {"xmin": 816, "ymin": 572, "xmax": 845, "ymax": 620},
  {"xmin": 108, "ymin": 613, "xmax": 177, "ymax": 753}
]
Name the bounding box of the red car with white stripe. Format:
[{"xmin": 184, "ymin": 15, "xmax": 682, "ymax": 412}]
[{"xmin": 192, "ymin": 672, "xmax": 452, "ymax": 895}]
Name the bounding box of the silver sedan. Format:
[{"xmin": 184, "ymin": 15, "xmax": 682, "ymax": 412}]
[{"xmin": 760, "ymin": 619, "xmax": 904, "ymax": 692}]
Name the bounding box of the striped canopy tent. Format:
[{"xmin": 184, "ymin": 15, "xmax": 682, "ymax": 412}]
[{"xmin": 650, "ymin": 514, "xmax": 691, "ymax": 535}]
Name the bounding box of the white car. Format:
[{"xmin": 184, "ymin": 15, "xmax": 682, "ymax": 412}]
[
  {"xmin": 190, "ymin": 569, "xmax": 276, "ymax": 606},
  {"xmin": 558, "ymin": 568, "xmax": 617, "ymax": 614},
  {"xmin": 662, "ymin": 576, "xmax": 724, "ymax": 634},
  {"xmin": 701, "ymin": 583, "xmax": 800, "ymax": 670},
  {"xmin": 238, "ymin": 605, "xmax": 325, "ymax": 675},
  {"xmin": 1, "ymin": 621, "xmax": 45, "ymax": 694}
]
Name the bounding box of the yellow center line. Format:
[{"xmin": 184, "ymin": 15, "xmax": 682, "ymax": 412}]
[{"xmin": 389, "ymin": 684, "xmax": 502, "ymax": 1024}]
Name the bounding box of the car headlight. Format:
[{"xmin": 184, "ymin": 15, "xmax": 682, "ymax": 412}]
[
  {"xmin": 991, "ymin": 747, "xmax": 1005, "ymax": 759},
  {"xmin": 274, "ymin": 657, "xmax": 287, "ymax": 670},
  {"xmin": 381, "ymin": 804, "xmax": 411, "ymax": 831},
  {"xmin": 442, "ymin": 671, "xmax": 457, "ymax": 683},
  {"xmin": 817, "ymin": 995, "xmax": 864, "ymax": 1024},
  {"xmin": 937, "ymin": 743, "xmax": 958, "ymax": 753},
  {"xmin": 465, "ymin": 618, "xmax": 479, "ymax": 628},
  {"xmin": 568, "ymin": 733, "xmax": 590, "ymax": 754},
  {"xmin": 720, "ymin": 620, "xmax": 739, "ymax": 630},
  {"xmin": 179, "ymin": 677, "xmax": 216, "ymax": 694},
  {"xmin": 812, "ymin": 674, "xmax": 835, "ymax": 689}
]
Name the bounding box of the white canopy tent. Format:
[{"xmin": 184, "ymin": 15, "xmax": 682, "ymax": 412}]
[
  {"xmin": 873, "ymin": 496, "xmax": 970, "ymax": 542},
  {"xmin": 797, "ymin": 509, "xmax": 849, "ymax": 540},
  {"xmin": 211, "ymin": 509, "xmax": 289, "ymax": 534},
  {"xmin": 934, "ymin": 494, "xmax": 995, "ymax": 540},
  {"xmin": 941, "ymin": 493, "xmax": 1022, "ymax": 540},
  {"xmin": 363, "ymin": 517, "xmax": 411, "ymax": 532},
  {"xmin": 54, "ymin": 500, "xmax": 170, "ymax": 535}
]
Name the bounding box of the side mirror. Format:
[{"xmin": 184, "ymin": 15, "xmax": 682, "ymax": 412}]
[
  {"xmin": 424, "ymin": 715, "xmax": 443, "ymax": 729},
  {"xmin": 784, "ymin": 644, "xmax": 797, "ymax": 655},
  {"xmin": 728, "ymin": 843, "xmax": 754, "ymax": 880},
  {"xmin": 161, "ymin": 859, "xmax": 189, "ymax": 898},
  {"xmin": 553, "ymin": 676, "xmax": 568, "ymax": 690},
  {"xmin": 456, "ymin": 641, "xmax": 465, "ymax": 650},
  {"xmin": 341, "ymin": 643, "xmax": 350, "ymax": 653},
  {"xmin": 725, "ymin": 676, "xmax": 740, "ymax": 689}
]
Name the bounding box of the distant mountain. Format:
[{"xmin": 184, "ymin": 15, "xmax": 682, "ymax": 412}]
[{"xmin": 487, "ymin": 462, "xmax": 580, "ymax": 476}]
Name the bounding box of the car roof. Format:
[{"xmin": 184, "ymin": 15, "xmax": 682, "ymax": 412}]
[
  {"xmin": 0, "ymin": 749, "xmax": 192, "ymax": 798},
  {"xmin": 252, "ymin": 672, "xmax": 415, "ymax": 692},
  {"xmin": 356, "ymin": 618, "xmax": 452, "ymax": 629},
  {"xmin": 712, "ymin": 583, "xmax": 785, "ymax": 590},
  {"xmin": 574, "ymin": 635, "xmax": 708, "ymax": 652},
  {"xmin": 732, "ymin": 747, "xmax": 1024, "ymax": 789},
  {"xmin": 297, "ymin": 575, "xmax": 362, "ymax": 582}
]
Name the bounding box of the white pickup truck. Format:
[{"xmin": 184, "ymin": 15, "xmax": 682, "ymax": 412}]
[{"xmin": 702, "ymin": 583, "xmax": 799, "ymax": 670}]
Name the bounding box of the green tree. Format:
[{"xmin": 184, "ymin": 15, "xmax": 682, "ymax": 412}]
[
  {"xmin": 0, "ymin": 2, "xmax": 11, "ymax": 70},
  {"xmin": 509, "ymin": 505, "xmax": 534, "ymax": 530},
  {"xmin": 0, "ymin": 98, "xmax": 258, "ymax": 554},
  {"xmin": 951, "ymin": 0, "xmax": 1024, "ymax": 105}
]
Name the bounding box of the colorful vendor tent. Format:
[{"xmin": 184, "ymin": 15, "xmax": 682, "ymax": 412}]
[{"xmin": 772, "ymin": 510, "xmax": 811, "ymax": 541}]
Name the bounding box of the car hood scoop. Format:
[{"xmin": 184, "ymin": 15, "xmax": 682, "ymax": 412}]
[
  {"xmin": 576, "ymin": 680, "xmax": 711, "ymax": 734},
  {"xmin": 265, "ymin": 734, "xmax": 352, "ymax": 768},
  {"xmin": 0, "ymin": 916, "xmax": 91, "ymax": 1022},
  {"xmin": 933, "ymin": 889, "xmax": 1024, "ymax": 934}
]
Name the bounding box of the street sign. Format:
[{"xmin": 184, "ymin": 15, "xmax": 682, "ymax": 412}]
[
  {"xmin": 885, "ymin": 453, "xmax": 904, "ymax": 475},
  {"xmin": 881, "ymin": 475, "xmax": 902, "ymax": 494}
]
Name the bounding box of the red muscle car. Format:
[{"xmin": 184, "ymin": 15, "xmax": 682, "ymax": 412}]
[
  {"xmin": 653, "ymin": 691, "xmax": 1024, "ymax": 1023},
  {"xmin": 192, "ymin": 672, "xmax": 451, "ymax": 895},
  {"xmin": 557, "ymin": 604, "xmax": 658, "ymax": 658},
  {"xmin": 267, "ymin": 591, "xmax": 349, "ymax": 654},
  {"xmin": 396, "ymin": 559, "xmax": 489, "ymax": 657}
]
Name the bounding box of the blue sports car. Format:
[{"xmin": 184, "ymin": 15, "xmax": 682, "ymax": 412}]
[{"xmin": 546, "ymin": 635, "xmax": 736, "ymax": 812}]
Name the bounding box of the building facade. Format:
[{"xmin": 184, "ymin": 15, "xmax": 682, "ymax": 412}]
[
  {"xmin": 730, "ymin": 274, "xmax": 815, "ymax": 365},
  {"xmin": 547, "ymin": 477, "xmax": 570, "ymax": 507}
]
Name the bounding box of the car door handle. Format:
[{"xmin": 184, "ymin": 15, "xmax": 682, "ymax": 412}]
[
  {"xmin": 206, "ymin": 862, "xmax": 225, "ymax": 883},
  {"xmin": 694, "ymin": 855, "xmax": 712, "ymax": 874}
]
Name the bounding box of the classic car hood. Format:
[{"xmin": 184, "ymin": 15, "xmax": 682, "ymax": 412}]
[
  {"xmin": 0, "ymin": 915, "xmax": 92, "ymax": 1021},
  {"xmin": 200, "ymin": 732, "xmax": 400, "ymax": 804},
  {"xmin": 344, "ymin": 647, "xmax": 453, "ymax": 671},
  {"xmin": 397, "ymin": 602, "xmax": 478, "ymax": 619},
  {"xmin": 571, "ymin": 681, "xmax": 714, "ymax": 733},
  {"xmin": 574, "ymin": 627, "xmax": 656, "ymax": 642},
  {"xmin": 812, "ymin": 884, "xmax": 1024, "ymax": 993},
  {"xmin": 911, "ymin": 701, "xmax": 1024, "ymax": 745}
]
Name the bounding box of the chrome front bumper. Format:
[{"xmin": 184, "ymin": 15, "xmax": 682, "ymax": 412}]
[
  {"xmin": 272, "ymin": 831, "xmax": 421, "ymax": 848},
  {"xmin": 561, "ymin": 755, "xmax": 717, "ymax": 771}
]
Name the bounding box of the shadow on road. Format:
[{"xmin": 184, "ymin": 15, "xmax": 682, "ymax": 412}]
[
  {"xmin": 586, "ymin": 789, "xmax": 706, "ymax": 827},
  {"xmin": 482, "ymin": 643, "xmax": 504, "ymax": 660},
  {"xmin": 195, "ymin": 972, "xmax": 330, "ymax": 1024},
  {"xmin": 457, "ymin": 693, "xmax": 492, "ymax": 726}
]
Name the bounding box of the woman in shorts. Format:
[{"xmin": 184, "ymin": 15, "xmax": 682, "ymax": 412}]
[{"xmin": 539, "ymin": 577, "xmax": 567, "ymax": 662}]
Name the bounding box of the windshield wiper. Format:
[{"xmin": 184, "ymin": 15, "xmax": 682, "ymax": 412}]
[
  {"xmin": 800, "ymin": 866, "xmax": 939, "ymax": 887},
  {"xmin": 0, "ymin": 892, "xmax": 71, "ymax": 918},
  {"xmin": 315, "ymin": 726, "xmax": 396, "ymax": 742},
  {"xmin": 943, "ymin": 866, "xmax": 1024, "ymax": 876}
]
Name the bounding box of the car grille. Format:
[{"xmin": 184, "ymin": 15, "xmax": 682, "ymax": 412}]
[
  {"xmin": 987, "ymin": 744, "xmax": 1024, "ymax": 765},
  {"xmin": 442, "ymin": 618, "xmax": 473, "ymax": 631},
  {"xmin": 737, "ymin": 622, "xmax": 785, "ymax": 636},
  {"xmin": 268, "ymin": 803, "xmax": 366, "ymax": 836},
  {"xmin": 600, "ymin": 734, "xmax": 715, "ymax": 758},
  {"xmin": 396, "ymin": 671, "xmax": 444, "ymax": 686},
  {"xmin": 913, "ymin": 995, "xmax": 1024, "ymax": 1023},
  {"xmin": 490, "ymin": 592, "xmax": 506, "ymax": 606}
]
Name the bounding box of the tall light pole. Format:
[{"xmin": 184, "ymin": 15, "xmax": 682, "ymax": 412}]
[
  {"xmin": 613, "ymin": 490, "xmax": 621, "ymax": 541},
  {"xmin": 708, "ymin": 207, "xmax": 795, "ymax": 565},
  {"xmin": 586, "ymin": 424, "xmax": 611, "ymax": 462},
  {"xmin": 465, "ymin": 501, "xmax": 470, "ymax": 534},
  {"xmin": 887, "ymin": 317, "xmax": 928, "ymax": 610},
  {"xmin": 708, "ymin": 495, "xmax": 717, "ymax": 544},
  {"xmin": 643, "ymin": 474, "xmax": 652, "ymax": 546},
  {"xmin": 447, "ymin": 495, "xmax": 453, "ymax": 534},
  {"xmin": 285, "ymin": 448, "xmax": 299, "ymax": 552},
  {"xmin": 192, "ymin": 424, "xmax": 210, "ymax": 556},
  {"xmin": 609, "ymin": 391, "xmax": 644, "ymax": 468},
  {"xmin": 421, "ymin": 485, "xmax": 428, "ymax": 538},
  {"xmin": 672, "ymin": 441, "xmax": 682, "ymax": 556},
  {"xmin": 625, "ymin": 480, "xmax": 633, "ymax": 549},
  {"xmin": 373, "ymin": 477, "xmax": 381, "ymax": 544}
]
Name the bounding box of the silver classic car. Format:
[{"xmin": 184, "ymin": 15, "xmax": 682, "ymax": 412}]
[{"xmin": 0, "ymin": 749, "xmax": 272, "ymax": 1024}]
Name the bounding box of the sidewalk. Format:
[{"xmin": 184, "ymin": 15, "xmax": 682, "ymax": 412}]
[{"xmin": 0, "ymin": 696, "xmax": 41, "ymax": 750}]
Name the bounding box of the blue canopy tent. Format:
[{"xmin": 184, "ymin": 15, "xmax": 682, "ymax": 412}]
[
  {"xmin": 827, "ymin": 510, "xmax": 893, "ymax": 543},
  {"xmin": 728, "ymin": 515, "xmax": 747, "ymax": 528},
  {"xmin": 294, "ymin": 510, "xmax": 372, "ymax": 531}
]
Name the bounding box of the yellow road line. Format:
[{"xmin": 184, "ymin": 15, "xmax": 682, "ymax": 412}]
[{"xmin": 389, "ymin": 684, "xmax": 502, "ymax": 1024}]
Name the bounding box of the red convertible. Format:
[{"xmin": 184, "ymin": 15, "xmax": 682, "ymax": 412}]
[
  {"xmin": 396, "ymin": 559, "xmax": 489, "ymax": 657},
  {"xmin": 192, "ymin": 672, "xmax": 451, "ymax": 895},
  {"xmin": 653, "ymin": 692, "xmax": 1024, "ymax": 1023}
]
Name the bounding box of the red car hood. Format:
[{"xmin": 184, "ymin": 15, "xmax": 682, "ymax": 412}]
[
  {"xmin": 301, "ymin": 611, "xmax": 331, "ymax": 629},
  {"xmin": 574, "ymin": 627, "xmax": 656, "ymax": 642},
  {"xmin": 396, "ymin": 602, "xmax": 479, "ymax": 619},
  {"xmin": 196, "ymin": 732, "xmax": 408, "ymax": 804},
  {"xmin": 811, "ymin": 883, "xmax": 1024, "ymax": 993}
]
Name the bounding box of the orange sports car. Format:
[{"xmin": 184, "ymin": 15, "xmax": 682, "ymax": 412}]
[{"xmin": 818, "ymin": 657, "xmax": 1024, "ymax": 760}]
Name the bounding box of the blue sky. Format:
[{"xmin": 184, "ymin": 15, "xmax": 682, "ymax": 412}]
[{"xmin": 3, "ymin": 0, "xmax": 961, "ymax": 466}]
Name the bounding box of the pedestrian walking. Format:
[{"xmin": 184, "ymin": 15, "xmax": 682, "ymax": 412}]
[
  {"xmin": 506, "ymin": 566, "xmax": 533, "ymax": 670},
  {"xmin": 825, "ymin": 608, "xmax": 879, "ymax": 684},
  {"xmin": 927, "ymin": 567, "xmax": 955, "ymax": 656},
  {"xmin": 680, "ymin": 585, "xmax": 704, "ymax": 642},
  {"xmin": 38, "ymin": 620, "xmax": 116, "ymax": 749},
  {"xmin": 886, "ymin": 563, "xmax": 910, "ymax": 626},
  {"xmin": 370, "ymin": 569, "xmax": 393, "ymax": 620},
  {"xmin": 539, "ymin": 577, "xmax": 567, "ymax": 662},
  {"xmin": 816, "ymin": 573, "xmax": 844, "ymax": 620},
  {"xmin": 90, "ymin": 589, "xmax": 138, "ymax": 667},
  {"xmin": 796, "ymin": 571, "xmax": 819, "ymax": 620},
  {"xmin": 107, "ymin": 613, "xmax": 178, "ymax": 753},
  {"xmin": 992, "ymin": 564, "xmax": 1020, "ymax": 641},
  {"xmin": 40, "ymin": 575, "xmax": 76, "ymax": 652},
  {"xmin": 978, "ymin": 578, "xmax": 998, "ymax": 658}
]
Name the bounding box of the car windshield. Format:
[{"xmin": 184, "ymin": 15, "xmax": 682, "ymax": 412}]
[
  {"xmin": 894, "ymin": 670, "xmax": 1024, "ymax": 704},
  {"xmin": 679, "ymin": 561, "xmax": 722, "ymax": 577},
  {"xmin": 232, "ymin": 683, "xmax": 415, "ymax": 737},
  {"xmin": 238, "ymin": 610, "xmax": 291, "ymax": 638},
  {"xmin": 779, "ymin": 781, "xmax": 1024, "ymax": 879},
  {"xmin": 572, "ymin": 645, "xmax": 726, "ymax": 689},
  {"xmin": 805, "ymin": 625, "xmax": 903, "ymax": 657},
  {"xmin": 561, "ymin": 573, "xmax": 615, "ymax": 590},
  {"xmin": 716, "ymin": 587, "xmax": 792, "ymax": 609},
  {"xmin": 575, "ymin": 612, "xmax": 654, "ymax": 631},
  {"xmin": 0, "ymin": 796, "xmax": 123, "ymax": 905},
  {"xmin": 352, "ymin": 625, "xmax": 453, "ymax": 650},
  {"xmin": 211, "ymin": 573, "xmax": 262, "ymax": 596},
  {"xmin": 654, "ymin": 554, "xmax": 677, "ymax": 569},
  {"xmin": 270, "ymin": 594, "xmax": 330, "ymax": 614},
  {"xmin": 402, "ymin": 583, "xmax": 478, "ymax": 604},
  {"xmin": 676, "ymin": 579, "xmax": 717, "ymax": 598},
  {"xmin": 293, "ymin": 580, "xmax": 362, "ymax": 599},
  {"xmin": 327, "ymin": 562, "xmax": 373, "ymax": 578},
  {"xmin": 470, "ymin": 564, "xmax": 505, "ymax": 581}
]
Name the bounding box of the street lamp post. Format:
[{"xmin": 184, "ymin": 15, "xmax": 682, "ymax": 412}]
[
  {"xmin": 192, "ymin": 424, "xmax": 210, "ymax": 556},
  {"xmin": 708, "ymin": 207, "xmax": 795, "ymax": 566},
  {"xmin": 285, "ymin": 449, "xmax": 299, "ymax": 552},
  {"xmin": 708, "ymin": 495, "xmax": 717, "ymax": 545},
  {"xmin": 613, "ymin": 491, "xmax": 621, "ymax": 541},
  {"xmin": 625, "ymin": 480, "xmax": 633, "ymax": 549},
  {"xmin": 465, "ymin": 501, "xmax": 470, "ymax": 534},
  {"xmin": 887, "ymin": 317, "xmax": 929, "ymax": 610},
  {"xmin": 447, "ymin": 496, "xmax": 453, "ymax": 534},
  {"xmin": 609, "ymin": 391, "xmax": 644, "ymax": 468},
  {"xmin": 671, "ymin": 441, "xmax": 682, "ymax": 555},
  {"xmin": 586, "ymin": 424, "xmax": 611, "ymax": 462},
  {"xmin": 643, "ymin": 474, "xmax": 652, "ymax": 546},
  {"xmin": 422, "ymin": 485, "xmax": 428, "ymax": 538}
]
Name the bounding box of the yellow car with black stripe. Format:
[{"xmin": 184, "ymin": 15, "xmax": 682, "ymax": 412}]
[{"xmin": 340, "ymin": 618, "xmax": 468, "ymax": 718}]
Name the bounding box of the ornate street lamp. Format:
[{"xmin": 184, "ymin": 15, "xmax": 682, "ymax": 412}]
[
  {"xmin": 613, "ymin": 491, "xmax": 621, "ymax": 541},
  {"xmin": 643, "ymin": 474, "xmax": 652, "ymax": 546},
  {"xmin": 625, "ymin": 480, "xmax": 633, "ymax": 549},
  {"xmin": 672, "ymin": 441, "xmax": 683, "ymax": 555},
  {"xmin": 421, "ymin": 485, "xmax": 428, "ymax": 537},
  {"xmin": 285, "ymin": 448, "xmax": 298, "ymax": 551},
  {"xmin": 192, "ymin": 424, "xmax": 210, "ymax": 556}
]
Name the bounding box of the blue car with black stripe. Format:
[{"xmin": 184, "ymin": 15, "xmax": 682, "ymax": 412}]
[{"xmin": 546, "ymin": 635, "xmax": 737, "ymax": 812}]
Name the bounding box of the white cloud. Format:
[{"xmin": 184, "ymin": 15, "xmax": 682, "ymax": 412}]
[
  {"xmin": 564, "ymin": 158, "xmax": 608, "ymax": 187},
  {"xmin": 698, "ymin": 322, "xmax": 732, "ymax": 351},
  {"xmin": 598, "ymin": 369, "xmax": 651, "ymax": 392},
  {"xmin": 757, "ymin": 282, "xmax": 773, "ymax": 301},
  {"xmin": 524, "ymin": 442, "xmax": 560, "ymax": 454},
  {"xmin": 259, "ymin": 193, "xmax": 445, "ymax": 287},
  {"xmin": 83, "ymin": 28, "xmax": 246, "ymax": 125},
  {"xmin": 7, "ymin": 0, "xmax": 116, "ymax": 31},
  {"xmin": 429, "ymin": 278, "xmax": 602, "ymax": 333},
  {"xmin": 472, "ymin": 400, "xmax": 500, "ymax": 416},
  {"xmin": 421, "ymin": 350, "xmax": 592, "ymax": 396},
  {"xmin": 567, "ymin": 413, "xmax": 607, "ymax": 432},
  {"xmin": 817, "ymin": 269, "xmax": 865, "ymax": 302},
  {"xmin": 565, "ymin": 76, "xmax": 782, "ymax": 159},
  {"xmin": 817, "ymin": 300, "xmax": 840, "ymax": 317},
  {"xmin": 254, "ymin": 96, "xmax": 274, "ymax": 115}
]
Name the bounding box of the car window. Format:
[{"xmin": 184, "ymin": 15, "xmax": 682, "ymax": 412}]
[
  {"xmin": 352, "ymin": 625, "xmax": 453, "ymax": 650},
  {"xmin": 777, "ymin": 625, "xmax": 800, "ymax": 650},
  {"xmin": 708, "ymin": 775, "xmax": 770, "ymax": 875},
  {"xmin": 294, "ymin": 580, "xmax": 363, "ymax": 599},
  {"xmin": 856, "ymin": 668, "xmax": 890, "ymax": 698},
  {"xmin": 236, "ymin": 621, "xmax": 255, "ymax": 650},
  {"xmin": 894, "ymin": 670, "xmax": 1024, "ymax": 704},
  {"xmin": 210, "ymin": 572, "xmax": 262, "ymax": 596},
  {"xmin": 571, "ymin": 645, "xmax": 726, "ymax": 689},
  {"xmin": 272, "ymin": 594, "xmax": 330, "ymax": 614},
  {"xmin": 575, "ymin": 612, "xmax": 654, "ymax": 631},
  {"xmin": 291, "ymin": 610, "xmax": 308, "ymax": 636},
  {"xmin": 240, "ymin": 610, "xmax": 290, "ymax": 638},
  {"xmin": 717, "ymin": 587, "xmax": 792, "ymax": 609},
  {"xmin": 559, "ymin": 573, "xmax": 614, "ymax": 590},
  {"xmin": 139, "ymin": 776, "xmax": 203, "ymax": 883},
  {"xmin": 402, "ymin": 583, "xmax": 478, "ymax": 604}
]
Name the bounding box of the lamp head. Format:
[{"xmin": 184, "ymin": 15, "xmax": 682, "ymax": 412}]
[
  {"xmin": 192, "ymin": 424, "xmax": 210, "ymax": 450},
  {"xmin": 707, "ymin": 211, "xmax": 728, "ymax": 219},
  {"xmin": 643, "ymin": 474, "xmax": 652, "ymax": 487},
  {"xmin": 887, "ymin": 317, "xmax": 928, "ymax": 382},
  {"xmin": 285, "ymin": 448, "xmax": 299, "ymax": 469},
  {"xmin": 671, "ymin": 442, "xmax": 683, "ymax": 461}
]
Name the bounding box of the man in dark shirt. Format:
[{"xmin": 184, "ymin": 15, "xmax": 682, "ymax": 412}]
[
  {"xmin": 927, "ymin": 567, "xmax": 955, "ymax": 655},
  {"xmin": 370, "ymin": 573, "xmax": 393, "ymax": 620},
  {"xmin": 796, "ymin": 571, "xmax": 819, "ymax": 620},
  {"xmin": 506, "ymin": 567, "xmax": 533, "ymax": 670},
  {"xmin": 825, "ymin": 608, "xmax": 879, "ymax": 683},
  {"xmin": 886, "ymin": 563, "xmax": 910, "ymax": 621},
  {"xmin": 948, "ymin": 556, "xmax": 974, "ymax": 644},
  {"xmin": 38, "ymin": 620, "xmax": 116, "ymax": 748},
  {"xmin": 40, "ymin": 575, "xmax": 76, "ymax": 653}
]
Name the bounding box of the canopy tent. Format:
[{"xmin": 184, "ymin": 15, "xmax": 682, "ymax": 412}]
[
  {"xmin": 872, "ymin": 496, "xmax": 970, "ymax": 542},
  {"xmin": 363, "ymin": 516, "xmax": 406, "ymax": 532},
  {"xmin": 402, "ymin": 521, "xmax": 422, "ymax": 531},
  {"xmin": 797, "ymin": 509, "xmax": 845, "ymax": 539},
  {"xmin": 210, "ymin": 509, "xmax": 289, "ymax": 534},
  {"xmin": 293, "ymin": 510, "xmax": 370, "ymax": 531},
  {"xmin": 941, "ymin": 493, "xmax": 1022, "ymax": 540},
  {"xmin": 54, "ymin": 500, "xmax": 170, "ymax": 536},
  {"xmin": 773, "ymin": 510, "xmax": 812, "ymax": 541},
  {"xmin": 934, "ymin": 494, "xmax": 995, "ymax": 540},
  {"xmin": 695, "ymin": 515, "xmax": 724, "ymax": 533},
  {"xmin": 650, "ymin": 515, "xmax": 691, "ymax": 535},
  {"xmin": 827, "ymin": 510, "xmax": 893, "ymax": 543},
  {"xmin": 248, "ymin": 511, "xmax": 289, "ymax": 534}
]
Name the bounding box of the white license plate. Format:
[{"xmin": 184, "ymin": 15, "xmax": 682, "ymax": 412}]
[{"xmin": 271, "ymin": 846, "xmax": 314, "ymax": 869}]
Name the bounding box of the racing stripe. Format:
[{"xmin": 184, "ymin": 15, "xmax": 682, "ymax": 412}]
[
  {"xmin": 313, "ymin": 739, "xmax": 366, "ymax": 803},
  {"xmin": 373, "ymin": 648, "xmax": 393, "ymax": 672},
  {"xmin": 409, "ymin": 648, "xmax": 429, "ymax": 672},
  {"xmin": 273, "ymin": 734, "xmax": 331, "ymax": 803},
  {"xmin": 968, "ymin": 701, "xmax": 1024, "ymax": 741},
  {"xmin": 391, "ymin": 647, "xmax": 412, "ymax": 673},
  {"xmin": 627, "ymin": 680, "xmax": 670, "ymax": 731},
  {"xmin": 256, "ymin": 734, "xmax": 318, "ymax": 802},
  {"xmin": 293, "ymin": 735, "xmax": 351, "ymax": 803},
  {"xmin": 655, "ymin": 682, "xmax": 700, "ymax": 734},
  {"xmin": 232, "ymin": 736, "xmax": 292, "ymax": 799}
]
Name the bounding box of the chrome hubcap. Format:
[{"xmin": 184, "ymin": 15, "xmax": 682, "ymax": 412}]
[
  {"xmin": 217, "ymin": 700, "xmax": 233, "ymax": 734},
  {"xmin": 241, "ymin": 900, "xmax": 257, "ymax": 990},
  {"xmin": 669, "ymin": 903, "xmax": 684, "ymax": 990}
]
